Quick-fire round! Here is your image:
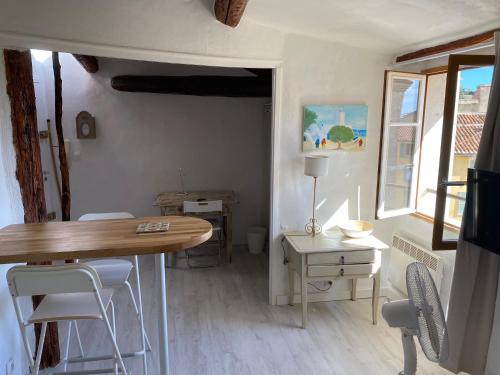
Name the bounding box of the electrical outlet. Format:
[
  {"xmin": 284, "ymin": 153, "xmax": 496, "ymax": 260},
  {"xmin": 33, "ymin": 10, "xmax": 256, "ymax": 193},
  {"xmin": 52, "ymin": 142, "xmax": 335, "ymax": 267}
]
[{"xmin": 6, "ymin": 358, "xmax": 14, "ymax": 375}]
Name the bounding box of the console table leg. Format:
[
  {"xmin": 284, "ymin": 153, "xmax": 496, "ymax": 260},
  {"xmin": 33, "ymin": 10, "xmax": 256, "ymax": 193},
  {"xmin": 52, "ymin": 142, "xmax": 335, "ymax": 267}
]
[
  {"xmin": 351, "ymin": 279, "xmax": 358, "ymax": 301},
  {"xmin": 301, "ymin": 280, "xmax": 307, "ymax": 329},
  {"xmin": 372, "ymin": 271, "xmax": 380, "ymax": 325},
  {"xmin": 301, "ymin": 256, "xmax": 307, "ymax": 329}
]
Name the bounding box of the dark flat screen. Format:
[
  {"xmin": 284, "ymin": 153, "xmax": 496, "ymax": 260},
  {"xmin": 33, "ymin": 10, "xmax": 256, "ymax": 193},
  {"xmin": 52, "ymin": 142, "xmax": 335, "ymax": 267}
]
[{"xmin": 464, "ymin": 168, "xmax": 500, "ymax": 255}]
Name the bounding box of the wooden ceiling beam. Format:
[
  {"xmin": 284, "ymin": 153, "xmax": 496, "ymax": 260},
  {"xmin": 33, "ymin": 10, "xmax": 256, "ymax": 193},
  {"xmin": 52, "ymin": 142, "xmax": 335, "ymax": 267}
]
[
  {"xmin": 214, "ymin": 0, "xmax": 249, "ymax": 28},
  {"xmin": 396, "ymin": 28, "xmax": 500, "ymax": 63},
  {"xmin": 111, "ymin": 75, "xmax": 271, "ymax": 97},
  {"xmin": 72, "ymin": 54, "xmax": 99, "ymax": 73}
]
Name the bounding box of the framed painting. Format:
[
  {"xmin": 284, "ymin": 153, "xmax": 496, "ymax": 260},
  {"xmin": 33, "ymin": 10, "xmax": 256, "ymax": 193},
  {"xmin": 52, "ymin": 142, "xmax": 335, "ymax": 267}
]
[{"xmin": 303, "ymin": 104, "xmax": 368, "ymax": 152}]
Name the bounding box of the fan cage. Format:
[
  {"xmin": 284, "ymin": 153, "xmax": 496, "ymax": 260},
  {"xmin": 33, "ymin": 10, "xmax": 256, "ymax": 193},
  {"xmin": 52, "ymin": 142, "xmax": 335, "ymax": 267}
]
[{"xmin": 406, "ymin": 262, "xmax": 449, "ymax": 363}]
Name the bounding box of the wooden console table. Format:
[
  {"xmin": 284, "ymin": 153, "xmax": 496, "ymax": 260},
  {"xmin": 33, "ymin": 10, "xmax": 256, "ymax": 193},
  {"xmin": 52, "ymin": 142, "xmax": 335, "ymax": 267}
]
[
  {"xmin": 153, "ymin": 190, "xmax": 237, "ymax": 261},
  {"xmin": 285, "ymin": 231, "xmax": 388, "ymax": 328}
]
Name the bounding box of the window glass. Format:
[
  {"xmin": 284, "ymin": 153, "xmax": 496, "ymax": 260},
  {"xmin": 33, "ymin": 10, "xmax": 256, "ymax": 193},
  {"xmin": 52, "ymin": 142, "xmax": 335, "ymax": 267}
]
[
  {"xmin": 377, "ymin": 72, "xmax": 426, "ymax": 219},
  {"xmin": 417, "ymin": 73, "xmax": 446, "ymax": 219},
  {"xmin": 384, "ymin": 126, "xmax": 417, "ymax": 210},
  {"xmin": 447, "ymin": 66, "xmax": 493, "ymax": 227},
  {"xmin": 390, "ymin": 79, "xmax": 421, "ymax": 123},
  {"xmin": 417, "ymin": 67, "xmax": 493, "ymax": 229}
]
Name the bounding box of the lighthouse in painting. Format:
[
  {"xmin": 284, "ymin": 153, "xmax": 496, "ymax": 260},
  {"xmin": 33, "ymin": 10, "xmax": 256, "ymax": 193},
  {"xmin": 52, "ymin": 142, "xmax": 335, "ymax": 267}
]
[{"xmin": 338, "ymin": 109, "xmax": 345, "ymax": 125}]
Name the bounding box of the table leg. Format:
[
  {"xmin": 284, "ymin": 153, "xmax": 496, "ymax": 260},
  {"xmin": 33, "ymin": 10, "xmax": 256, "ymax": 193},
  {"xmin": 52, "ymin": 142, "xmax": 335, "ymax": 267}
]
[
  {"xmin": 351, "ymin": 279, "xmax": 358, "ymax": 301},
  {"xmin": 156, "ymin": 253, "xmax": 170, "ymax": 375},
  {"xmin": 372, "ymin": 271, "xmax": 380, "ymax": 325},
  {"xmin": 288, "ymin": 264, "xmax": 294, "ymax": 306},
  {"xmin": 160, "ymin": 207, "xmax": 178, "ymax": 269},
  {"xmin": 301, "ymin": 256, "xmax": 307, "ymax": 329},
  {"xmin": 226, "ymin": 209, "xmax": 233, "ymax": 263},
  {"xmin": 301, "ymin": 277, "xmax": 308, "ymax": 329}
]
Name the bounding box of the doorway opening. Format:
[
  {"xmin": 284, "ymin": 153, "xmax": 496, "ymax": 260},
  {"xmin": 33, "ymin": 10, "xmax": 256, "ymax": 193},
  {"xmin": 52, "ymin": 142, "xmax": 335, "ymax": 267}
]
[{"xmin": 31, "ymin": 50, "xmax": 276, "ymax": 270}]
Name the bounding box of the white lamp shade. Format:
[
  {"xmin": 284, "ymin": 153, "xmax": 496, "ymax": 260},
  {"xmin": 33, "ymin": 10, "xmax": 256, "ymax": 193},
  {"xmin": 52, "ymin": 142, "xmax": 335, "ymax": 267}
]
[{"xmin": 304, "ymin": 155, "xmax": 329, "ymax": 177}]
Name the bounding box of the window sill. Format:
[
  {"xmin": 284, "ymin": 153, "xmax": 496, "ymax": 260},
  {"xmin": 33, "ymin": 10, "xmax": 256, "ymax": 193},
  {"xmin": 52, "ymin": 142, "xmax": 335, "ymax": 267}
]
[{"xmin": 411, "ymin": 212, "xmax": 461, "ymax": 234}]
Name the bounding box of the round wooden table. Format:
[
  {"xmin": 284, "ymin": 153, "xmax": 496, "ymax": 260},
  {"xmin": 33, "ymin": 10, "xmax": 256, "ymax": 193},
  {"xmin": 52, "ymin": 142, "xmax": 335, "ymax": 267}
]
[{"xmin": 0, "ymin": 215, "xmax": 213, "ymax": 375}]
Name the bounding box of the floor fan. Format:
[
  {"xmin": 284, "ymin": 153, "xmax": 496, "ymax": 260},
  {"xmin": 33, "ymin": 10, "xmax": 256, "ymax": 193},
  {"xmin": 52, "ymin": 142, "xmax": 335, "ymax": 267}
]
[{"xmin": 382, "ymin": 262, "xmax": 449, "ymax": 375}]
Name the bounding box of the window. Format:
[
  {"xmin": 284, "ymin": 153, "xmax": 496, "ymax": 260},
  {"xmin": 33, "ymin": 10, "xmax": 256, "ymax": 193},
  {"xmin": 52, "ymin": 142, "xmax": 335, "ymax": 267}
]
[
  {"xmin": 432, "ymin": 55, "xmax": 494, "ymax": 250},
  {"xmin": 376, "ymin": 56, "xmax": 494, "ymax": 250},
  {"xmin": 414, "ymin": 72, "xmax": 446, "ymax": 222},
  {"xmin": 376, "ymin": 72, "xmax": 426, "ymax": 218}
]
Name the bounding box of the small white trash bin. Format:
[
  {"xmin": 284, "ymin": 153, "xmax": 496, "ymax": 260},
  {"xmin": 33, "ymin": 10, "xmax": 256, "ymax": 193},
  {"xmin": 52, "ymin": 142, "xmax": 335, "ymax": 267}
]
[{"xmin": 247, "ymin": 227, "xmax": 267, "ymax": 254}]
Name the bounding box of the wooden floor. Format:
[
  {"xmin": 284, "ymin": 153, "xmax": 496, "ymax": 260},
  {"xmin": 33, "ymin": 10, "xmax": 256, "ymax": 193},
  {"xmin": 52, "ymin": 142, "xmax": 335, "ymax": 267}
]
[{"xmin": 46, "ymin": 246, "xmax": 452, "ymax": 375}]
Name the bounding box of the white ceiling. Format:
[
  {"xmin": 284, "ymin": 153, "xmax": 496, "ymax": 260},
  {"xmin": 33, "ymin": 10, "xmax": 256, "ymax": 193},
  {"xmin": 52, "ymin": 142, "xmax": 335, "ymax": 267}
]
[{"xmin": 244, "ymin": 0, "xmax": 500, "ymax": 54}]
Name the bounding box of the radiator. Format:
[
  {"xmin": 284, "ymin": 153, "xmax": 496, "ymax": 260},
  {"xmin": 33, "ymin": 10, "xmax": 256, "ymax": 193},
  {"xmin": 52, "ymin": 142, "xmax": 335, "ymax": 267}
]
[{"xmin": 388, "ymin": 234, "xmax": 444, "ymax": 296}]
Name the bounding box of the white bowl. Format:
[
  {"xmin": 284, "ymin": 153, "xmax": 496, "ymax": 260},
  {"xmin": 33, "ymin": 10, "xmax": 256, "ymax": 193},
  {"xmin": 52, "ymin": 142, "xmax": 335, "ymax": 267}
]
[{"xmin": 338, "ymin": 220, "xmax": 374, "ymax": 238}]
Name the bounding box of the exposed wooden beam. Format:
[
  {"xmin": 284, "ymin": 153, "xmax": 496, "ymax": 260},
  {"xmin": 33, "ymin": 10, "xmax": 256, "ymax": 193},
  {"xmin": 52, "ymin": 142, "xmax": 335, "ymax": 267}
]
[
  {"xmin": 111, "ymin": 75, "xmax": 271, "ymax": 97},
  {"xmin": 3, "ymin": 49, "xmax": 60, "ymax": 369},
  {"xmin": 52, "ymin": 52, "xmax": 71, "ymax": 222},
  {"xmin": 396, "ymin": 28, "xmax": 500, "ymax": 63},
  {"xmin": 72, "ymin": 54, "xmax": 98, "ymax": 73},
  {"xmin": 214, "ymin": 0, "xmax": 249, "ymax": 28},
  {"xmin": 420, "ymin": 65, "xmax": 448, "ymax": 75}
]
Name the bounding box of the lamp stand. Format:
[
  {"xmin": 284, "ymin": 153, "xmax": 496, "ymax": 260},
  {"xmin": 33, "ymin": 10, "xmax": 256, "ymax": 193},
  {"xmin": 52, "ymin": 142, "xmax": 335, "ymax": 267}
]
[{"xmin": 305, "ymin": 177, "xmax": 322, "ymax": 236}]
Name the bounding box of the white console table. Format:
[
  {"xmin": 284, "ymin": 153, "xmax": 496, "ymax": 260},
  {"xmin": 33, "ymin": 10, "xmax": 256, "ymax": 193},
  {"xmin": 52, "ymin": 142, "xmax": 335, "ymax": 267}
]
[{"xmin": 285, "ymin": 231, "xmax": 388, "ymax": 329}]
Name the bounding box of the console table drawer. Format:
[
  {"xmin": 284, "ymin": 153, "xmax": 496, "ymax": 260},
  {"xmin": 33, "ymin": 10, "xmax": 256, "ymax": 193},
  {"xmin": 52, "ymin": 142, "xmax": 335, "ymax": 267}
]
[
  {"xmin": 307, "ymin": 249, "xmax": 378, "ymax": 265},
  {"xmin": 308, "ymin": 263, "xmax": 379, "ymax": 277}
]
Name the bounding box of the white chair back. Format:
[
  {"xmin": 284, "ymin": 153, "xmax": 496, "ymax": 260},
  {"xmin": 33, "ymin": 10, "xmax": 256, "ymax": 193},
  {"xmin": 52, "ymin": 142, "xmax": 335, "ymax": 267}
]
[
  {"xmin": 6, "ymin": 263, "xmax": 128, "ymax": 375},
  {"xmin": 183, "ymin": 200, "xmax": 223, "ymax": 214},
  {"xmin": 78, "ymin": 212, "xmax": 135, "ymax": 221},
  {"xmin": 7, "ymin": 263, "xmax": 102, "ymax": 298}
]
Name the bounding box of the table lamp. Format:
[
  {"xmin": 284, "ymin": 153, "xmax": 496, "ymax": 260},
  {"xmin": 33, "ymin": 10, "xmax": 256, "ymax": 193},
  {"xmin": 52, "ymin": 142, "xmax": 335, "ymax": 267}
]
[{"xmin": 304, "ymin": 155, "xmax": 329, "ymax": 236}]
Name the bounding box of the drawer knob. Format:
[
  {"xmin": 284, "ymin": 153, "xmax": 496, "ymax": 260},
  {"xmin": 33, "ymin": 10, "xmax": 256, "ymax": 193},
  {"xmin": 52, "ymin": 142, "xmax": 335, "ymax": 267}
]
[
  {"xmin": 340, "ymin": 268, "xmax": 344, "ymax": 276},
  {"xmin": 340, "ymin": 255, "xmax": 345, "ymax": 264}
]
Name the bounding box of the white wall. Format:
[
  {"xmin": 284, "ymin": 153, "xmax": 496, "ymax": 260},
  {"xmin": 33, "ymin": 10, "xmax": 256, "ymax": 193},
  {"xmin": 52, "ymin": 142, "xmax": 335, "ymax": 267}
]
[
  {"xmin": 33, "ymin": 54, "xmax": 271, "ymax": 244},
  {"xmin": 274, "ymin": 35, "xmax": 391, "ymax": 301},
  {"xmin": 375, "ymin": 216, "xmax": 457, "ymax": 310},
  {"xmin": 0, "ymin": 54, "xmax": 29, "ymax": 375},
  {"xmin": 0, "ymin": 0, "xmax": 285, "ymax": 64}
]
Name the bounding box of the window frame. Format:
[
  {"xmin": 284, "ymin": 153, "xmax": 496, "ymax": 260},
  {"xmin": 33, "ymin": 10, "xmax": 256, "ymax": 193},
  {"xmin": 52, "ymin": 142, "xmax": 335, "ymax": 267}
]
[
  {"xmin": 431, "ymin": 54, "xmax": 495, "ymax": 250},
  {"xmin": 376, "ymin": 70, "xmax": 427, "ymax": 219},
  {"xmin": 413, "ymin": 70, "xmax": 447, "ymax": 226}
]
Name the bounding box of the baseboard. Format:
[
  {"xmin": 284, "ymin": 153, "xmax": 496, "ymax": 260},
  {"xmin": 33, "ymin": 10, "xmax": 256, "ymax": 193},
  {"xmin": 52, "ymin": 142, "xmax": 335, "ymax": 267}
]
[
  {"xmin": 275, "ymin": 287, "xmax": 391, "ymax": 305},
  {"xmin": 384, "ymin": 285, "xmax": 407, "ymax": 301}
]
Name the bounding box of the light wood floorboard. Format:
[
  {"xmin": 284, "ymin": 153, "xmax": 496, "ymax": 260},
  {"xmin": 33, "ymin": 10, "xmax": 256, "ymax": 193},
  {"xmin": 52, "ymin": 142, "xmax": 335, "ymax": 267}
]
[{"xmin": 43, "ymin": 246, "xmax": 453, "ymax": 375}]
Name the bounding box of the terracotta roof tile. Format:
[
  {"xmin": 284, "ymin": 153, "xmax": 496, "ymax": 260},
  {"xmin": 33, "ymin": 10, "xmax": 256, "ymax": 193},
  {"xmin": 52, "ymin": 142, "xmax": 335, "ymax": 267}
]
[
  {"xmin": 457, "ymin": 113, "xmax": 486, "ymax": 125},
  {"xmin": 455, "ymin": 113, "xmax": 485, "ymax": 155},
  {"xmin": 396, "ymin": 126, "xmax": 415, "ymax": 142}
]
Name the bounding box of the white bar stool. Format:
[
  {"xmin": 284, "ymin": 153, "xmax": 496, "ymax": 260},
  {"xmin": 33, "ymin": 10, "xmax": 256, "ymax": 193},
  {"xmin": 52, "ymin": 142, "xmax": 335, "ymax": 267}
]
[
  {"xmin": 77, "ymin": 212, "xmax": 151, "ymax": 374},
  {"xmin": 7, "ymin": 263, "xmax": 128, "ymax": 375}
]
